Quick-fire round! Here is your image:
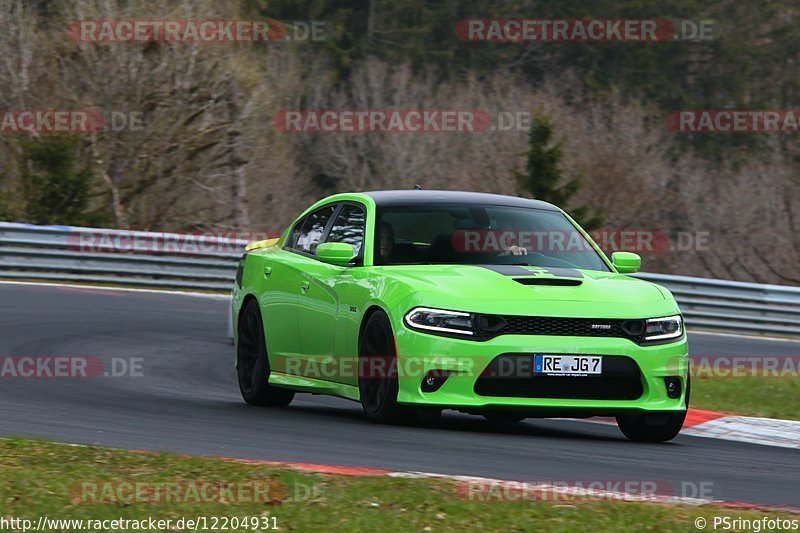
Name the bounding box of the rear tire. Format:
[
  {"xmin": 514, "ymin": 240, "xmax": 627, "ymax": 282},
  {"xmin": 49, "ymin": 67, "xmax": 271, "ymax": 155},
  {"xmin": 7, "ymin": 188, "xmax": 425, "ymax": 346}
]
[
  {"xmin": 358, "ymin": 311, "xmax": 414, "ymax": 424},
  {"xmin": 236, "ymin": 299, "xmax": 295, "ymax": 407}
]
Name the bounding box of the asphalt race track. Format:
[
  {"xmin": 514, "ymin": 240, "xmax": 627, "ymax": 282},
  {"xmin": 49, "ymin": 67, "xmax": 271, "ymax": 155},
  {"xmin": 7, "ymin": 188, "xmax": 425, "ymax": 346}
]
[{"xmin": 1, "ymin": 282, "xmax": 798, "ymax": 506}]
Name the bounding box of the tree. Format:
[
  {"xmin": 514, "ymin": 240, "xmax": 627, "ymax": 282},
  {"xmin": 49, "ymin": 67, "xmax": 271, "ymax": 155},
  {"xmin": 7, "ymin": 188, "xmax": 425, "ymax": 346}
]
[
  {"xmin": 19, "ymin": 135, "xmax": 94, "ymax": 225},
  {"xmin": 515, "ymin": 113, "xmax": 603, "ymax": 229}
]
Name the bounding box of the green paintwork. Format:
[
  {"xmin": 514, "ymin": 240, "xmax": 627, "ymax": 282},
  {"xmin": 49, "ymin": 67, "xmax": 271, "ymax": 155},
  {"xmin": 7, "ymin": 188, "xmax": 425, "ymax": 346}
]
[
  {"xmin": 612, "ymin": 251, "xmax": 642, "ymax": 274},
  {"xmin": 232, "ymin": 192, "xmax": 688, "ymax": 414},
  {"xmin": 315, "ymin": 242, "xmax": 357, "ymax": 265}
]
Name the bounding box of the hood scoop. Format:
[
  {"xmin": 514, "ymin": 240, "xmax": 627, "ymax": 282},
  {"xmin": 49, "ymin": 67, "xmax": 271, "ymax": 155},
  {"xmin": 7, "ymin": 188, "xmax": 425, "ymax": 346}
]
[{"xmin": 513, "ymin": 277, "xmax": 582, "ymax": 287}]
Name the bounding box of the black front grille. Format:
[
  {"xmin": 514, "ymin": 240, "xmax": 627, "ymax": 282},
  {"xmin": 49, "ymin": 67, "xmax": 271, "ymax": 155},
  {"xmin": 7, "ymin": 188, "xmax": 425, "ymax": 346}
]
[
  {"xmin": 474, "ymin": 354, "xmax": 643, "ymax": 400},
  {"xmin": 477, "ymin": 315, "xmax": 644, "ymax": 343}
]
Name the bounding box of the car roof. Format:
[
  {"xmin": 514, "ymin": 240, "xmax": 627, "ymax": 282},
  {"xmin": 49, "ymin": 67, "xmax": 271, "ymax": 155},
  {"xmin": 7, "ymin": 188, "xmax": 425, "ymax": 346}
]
[{"xmin": 362, "ymin": 190, "xmax": 559, "ymax": 211}]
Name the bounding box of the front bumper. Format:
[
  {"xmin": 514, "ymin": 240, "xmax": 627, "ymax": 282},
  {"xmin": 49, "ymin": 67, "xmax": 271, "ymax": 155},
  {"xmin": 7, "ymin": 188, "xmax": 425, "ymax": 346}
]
[{"xmin": 394, "ymin": 328, "xmax": 688, "ymax": 415}]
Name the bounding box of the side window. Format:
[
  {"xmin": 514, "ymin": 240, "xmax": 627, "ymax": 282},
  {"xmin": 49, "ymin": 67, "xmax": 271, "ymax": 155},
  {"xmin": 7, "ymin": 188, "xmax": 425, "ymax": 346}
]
[
  {"xmin": 286, "ymin": 218, "xmax": 306, "ymax": 250},
  {"xmin": 327, "ymin": 204, "xmax": 366, "ymax": 256},
  {"xmin": 292, "ymin": 205, "xmax": 336, "ymax": 254}
]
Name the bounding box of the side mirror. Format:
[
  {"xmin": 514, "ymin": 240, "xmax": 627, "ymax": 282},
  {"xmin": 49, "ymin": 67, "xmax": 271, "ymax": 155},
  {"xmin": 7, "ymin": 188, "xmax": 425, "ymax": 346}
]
[
  {"xmin": 612, "ymin": 251, "xmax": 641, "ymax": 274},
  {"xmin": 315, "ymin": 242, "xmax": 356, "ymax": 265}
]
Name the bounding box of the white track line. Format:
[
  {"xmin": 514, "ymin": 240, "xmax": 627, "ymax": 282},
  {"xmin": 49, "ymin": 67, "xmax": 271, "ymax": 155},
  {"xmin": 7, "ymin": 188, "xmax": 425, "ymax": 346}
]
[
  {"xmin": 682, "ymin": 416, "xmax": 800, "ymax": 450},
  {"xmin": 0, "ymin": 280, "xmax": 229, "ymax": 299}
]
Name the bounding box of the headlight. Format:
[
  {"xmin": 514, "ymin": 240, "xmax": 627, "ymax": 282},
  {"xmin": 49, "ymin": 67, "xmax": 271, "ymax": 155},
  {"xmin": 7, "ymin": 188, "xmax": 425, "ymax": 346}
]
[
  {"xmin": 643, "ymin": 315, "xmax": 683, "ymax": 342},
  {"xmin": 404, "ymin": 307, "xmax": 474, "ymax": 337}
]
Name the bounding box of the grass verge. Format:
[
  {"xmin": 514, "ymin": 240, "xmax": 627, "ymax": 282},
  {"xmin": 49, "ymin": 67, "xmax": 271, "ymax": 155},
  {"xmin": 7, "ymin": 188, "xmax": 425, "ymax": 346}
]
[
  {"xmin": 0, "ymin": 438, "xmax": 796, "ymax": 532},
  {"xmin": 691, "ymin": 376, "xmax": 800, "ymax": 420}
]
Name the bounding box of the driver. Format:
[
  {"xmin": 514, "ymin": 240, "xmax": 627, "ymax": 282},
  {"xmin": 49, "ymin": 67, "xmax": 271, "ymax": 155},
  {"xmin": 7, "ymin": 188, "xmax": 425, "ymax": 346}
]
[
  {"xmin": 379, "ymin": 221, "xmax": 395, "ymax": 262},
  {"xmin": 501, "ymin": 244, "xmax": 528, "ymax": 256},
  {"xmin": 498, "ymin": 229, "xmax": 527, "ymax": 256}
]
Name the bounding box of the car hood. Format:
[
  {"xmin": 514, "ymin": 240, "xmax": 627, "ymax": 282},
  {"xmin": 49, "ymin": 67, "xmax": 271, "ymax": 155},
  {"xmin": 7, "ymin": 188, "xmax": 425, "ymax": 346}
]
[{"xmin": 376, "ymin": 264, "xmax": 677, "ymax": 318}]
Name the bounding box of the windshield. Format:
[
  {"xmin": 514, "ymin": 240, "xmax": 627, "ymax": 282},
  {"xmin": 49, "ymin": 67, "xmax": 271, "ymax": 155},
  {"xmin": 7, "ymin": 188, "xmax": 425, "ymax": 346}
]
[{"xmin": 374, "ymin": 204, "xmax": 610, "ymax": 271}]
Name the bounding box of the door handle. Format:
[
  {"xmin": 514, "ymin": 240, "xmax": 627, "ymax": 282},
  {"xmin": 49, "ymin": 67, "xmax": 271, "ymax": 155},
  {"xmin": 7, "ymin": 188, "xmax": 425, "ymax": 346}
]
[
  {"xmin": 263, "ymin": 266, "xmax": 272, "ymax": 278},
  {"xmin": 300, "ymin": 280, "xmax": 310, "ymax": 292}
]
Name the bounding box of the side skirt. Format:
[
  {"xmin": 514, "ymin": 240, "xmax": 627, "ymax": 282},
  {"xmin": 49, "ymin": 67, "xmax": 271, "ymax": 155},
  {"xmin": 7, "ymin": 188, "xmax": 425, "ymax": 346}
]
[{"xmin": 269, "ymin": 372, "xmax": 360, "ymax": 402}]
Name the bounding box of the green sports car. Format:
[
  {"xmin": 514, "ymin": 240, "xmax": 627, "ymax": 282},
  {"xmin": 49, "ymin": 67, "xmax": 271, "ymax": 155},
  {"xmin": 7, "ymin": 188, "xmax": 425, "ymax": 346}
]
[{"xmin": 231, "ymin": 190, "xmax": 689, "ymax": 442}]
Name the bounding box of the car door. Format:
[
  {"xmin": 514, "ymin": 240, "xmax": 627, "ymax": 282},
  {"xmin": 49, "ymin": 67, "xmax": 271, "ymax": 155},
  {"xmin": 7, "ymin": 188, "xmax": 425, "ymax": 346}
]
[
  {"xmin": 257, "ymin": 249, "xmax": 303, "ymax": 372},
  {"xmin": 296, "ymin": 202, "xmax": 366, "ymax": 385},
  {"xmin": 271, "ymin": 204, "xmax": 338, "ymax": 373}
]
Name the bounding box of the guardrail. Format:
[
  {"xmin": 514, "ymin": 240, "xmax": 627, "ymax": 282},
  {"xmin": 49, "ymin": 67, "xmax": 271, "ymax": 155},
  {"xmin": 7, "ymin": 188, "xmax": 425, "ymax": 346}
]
[
  {"xmin": 0, "ymin": 222, "xmax": 245, "ymax": 292},
  {"xmin": 635, "ymin": 273, "xmax": 800, "ymax": 339},
  {"xmin": 1, "ymin": 221, "xmax": 798, "ymax": 338}
]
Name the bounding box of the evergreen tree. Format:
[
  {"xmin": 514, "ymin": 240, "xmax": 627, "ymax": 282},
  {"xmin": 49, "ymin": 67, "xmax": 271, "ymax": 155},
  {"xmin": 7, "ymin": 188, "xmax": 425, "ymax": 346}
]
[
  {"xmin": 19, "ymin": 136, "xmax": 93, "ymax": 225},
  {"xmin": 515, "ymin": 113, "xmax": 603, "ymax": 229}
]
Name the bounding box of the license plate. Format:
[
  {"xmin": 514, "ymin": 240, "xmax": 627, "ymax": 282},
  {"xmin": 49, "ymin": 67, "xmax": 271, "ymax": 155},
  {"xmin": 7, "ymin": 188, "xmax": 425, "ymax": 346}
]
[{"xmin": 534, "ymin": 354, "xmax": 602, "ymax": 376}]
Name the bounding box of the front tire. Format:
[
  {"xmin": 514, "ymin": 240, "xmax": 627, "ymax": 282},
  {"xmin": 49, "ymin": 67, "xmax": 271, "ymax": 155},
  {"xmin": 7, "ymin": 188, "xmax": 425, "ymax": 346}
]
[
  {"xmin": 358, "ymin": 311, "xmax": 413, "ymax": 424},
  {"xmin": 236, "ymin": 299, "xmax": 295, "ymax": 407},
  {"xmin": 617, "ymin": 376, "xmax": 689, "ymax": 442},
  {"xmin": 616, "ymin": 410, "xmax": 687, "ymax": 442}
]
